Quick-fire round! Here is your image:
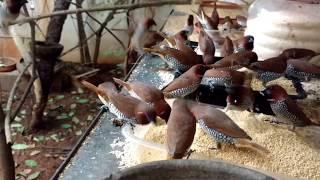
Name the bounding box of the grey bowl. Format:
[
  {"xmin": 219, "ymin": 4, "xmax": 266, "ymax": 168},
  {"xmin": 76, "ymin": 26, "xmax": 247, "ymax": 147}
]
[{"xmin": 106, "ymin": 160, "xmax": 275, "ymax": 180}]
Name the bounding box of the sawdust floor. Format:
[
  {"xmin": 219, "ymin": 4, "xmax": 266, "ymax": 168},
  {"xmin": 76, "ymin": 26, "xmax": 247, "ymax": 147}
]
[{"xmin": 135, "ymin": 78, "xmax": 320, "ymax": 180}]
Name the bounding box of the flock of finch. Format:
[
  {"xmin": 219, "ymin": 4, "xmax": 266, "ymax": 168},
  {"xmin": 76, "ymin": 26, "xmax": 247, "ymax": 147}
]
[{"xmin": 82, "ymin": 5, "xmax": 320, "ymax": 159}]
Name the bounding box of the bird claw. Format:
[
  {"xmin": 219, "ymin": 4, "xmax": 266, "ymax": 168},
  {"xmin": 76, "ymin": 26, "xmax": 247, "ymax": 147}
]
[
  {"xmin": 209, "ymin": 143, "xmax": 222, "ymax": 151},
  {"xmin": 173, "ymin": 70, "xmax": 183, "ymax": 78},
  {"xmin": 111, "ymin": 118, "xmax": 124, "ymax": 127},
  {"xmin": 289, "ymin": 125, "xmax": 296, "ymax": 132},
  {"xmin": 186, "ymin": 149, "xmax": 195, "ymax": 159},
  {"xmin": 158, "ymin": 67, "xmax": 173, "ymax": 71},
  {"xmin": 223, "ymin": 104, "xmax": 230, "ymax": 112},
  {"xmin": 264, "ymin": 118, "xmax": 288, "ymax": 126},
  {"xmin": 100, "ymin": 105, "xmax": 109, "ymax": 110}
]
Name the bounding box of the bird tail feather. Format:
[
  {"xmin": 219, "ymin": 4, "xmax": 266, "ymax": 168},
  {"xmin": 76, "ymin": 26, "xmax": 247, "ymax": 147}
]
[
  {"xmin": 113, "ymin": 77, "xmax": 131, "ymax": 91},
  {"xmin": 143, "ymin": 47, "xmax": 165, "ymax": 59},
  {"xmin": 158, "ymin": 32, "xmax": 175, "ymax": 48},
  {"xmin": 81, "ymin": 80, "xmax": 109, "ymax": 101},
  {"xmin": 295, "ymin": 125, "xmax": 320, "ymax": 149},
  {"xmin": 235, "ymin": 138, "xmax": 269, "ymax": 155}
]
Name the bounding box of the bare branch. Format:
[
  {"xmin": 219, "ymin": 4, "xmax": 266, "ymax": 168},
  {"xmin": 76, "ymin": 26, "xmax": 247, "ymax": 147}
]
[
  {"xmin": 75, "ymin": 0, "xmax": 91, "ymax": 64},
  {"xmin": 85, "ymin": 12, "xmax": 126, "ymax": 50},
  {"xmin": 8, "ymin": 0, "xmax": 192, "ymax": 26},
  {"xmin": 59, "ymin": 32, "xmax": 96, "ymax": 57},
  {"xmin": 11, "ymin": 75, "xmax": 37, "ymax": 122},
  {"xmin": 4, "ymin": 62, "xmax": 31, "ymax": 144}
]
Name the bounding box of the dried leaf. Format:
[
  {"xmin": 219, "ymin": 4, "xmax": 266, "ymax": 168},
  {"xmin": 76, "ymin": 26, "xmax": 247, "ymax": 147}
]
[
  {"xmin": 12, "ymin": 144, "xmax": 29, "ymax": 150},
  {"xmin": 25, "ymin": 160, "xmax": 38, "ymax": 168},
  {"xmin": 16, "ymin": 127, "xmax": 25, "ymax": 133},
  {"xmin": 27, "ymin": 171, "xmax": 41, "ymax": 180},
  {"xmin": 56, "ymin": 113, "xmax": 69, "ymax": 120},
  {"xmin": 61, "ymin": 124, "xmax": 72, "ymax": 129},
  {"xmin": 48, "ymin": 98, "xmax": 54, "ymax": 104},
  {"xmin": 23, "ymin": 169, "xmax": 32, "ymax": 174},
  {"xmin": 17, "ymin": 172, "xmax": 27, "ymax": 177},
  {"xmin": 55, "ymin": 95, "xmax": 65, "ymax": 100},
  {"xmin": 33, "ymin": 136, "xmax": 45, "ymax": 143},
  {"xmin": 14, "ymin": 116, "xmax": 22, "ymax": 122},
  {"xmin": 75, "ymin": 130, "xmax": 82, "ymax": 136},
  {"xmin": 87, "ymin": 115, "xmax": 93, "ymax": 121},
  {"xmin": 30, "ymin": 150, "xmax": 41, "ymax": 156},
  {"xmin": 68, "ymin": 111, "xmax": 75, "ymax": 117},
  {"xmin": 11, "ymin": 123, "xmax": 23, "ymax": 128},
  {"xmin": 70, "ymin": 103, "xmax": 77, "ymax": 109},
  {"xmin": 72, "ymin": 117, "xmax": 80, "ymax": 124},
  {"xmin": 77, "ymin": 88, "xmax": 84, "ymax": 94},
  {"xmin": 20, "ymin": 110, "xmax": 27, "ymax": 115},
  {"xmin": 50, "ymin": 134, "xmax": 60, "ymax": 142},
  {"xmin": 77, "ymin": 98, "xmax": 89, "ymax": 104}
]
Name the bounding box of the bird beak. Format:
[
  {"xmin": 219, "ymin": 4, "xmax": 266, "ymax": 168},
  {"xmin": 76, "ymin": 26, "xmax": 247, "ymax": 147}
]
[
  {"xmin": 145, "ymin": 113, "xmax": 156, "ymax": 124},
  {"xmin": 259, "ymin": 90, "xmax": 266, "ymax": 96},
  {"xmin": 201, "ymin": 10, "xmax": 205, "ymax": 20},
  {"xmin": 266, "ymin": 98, "xmax": 276, "ymax": 102}
]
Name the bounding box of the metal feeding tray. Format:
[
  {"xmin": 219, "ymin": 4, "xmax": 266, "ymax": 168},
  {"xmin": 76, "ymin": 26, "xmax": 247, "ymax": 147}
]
[
  {"xmin": 52, "ymin": 51, "xmax": 306, "ymax": 179},
  {"xmin": 52, "ymin": 54, "xmax": 175, "ymax": 180}
]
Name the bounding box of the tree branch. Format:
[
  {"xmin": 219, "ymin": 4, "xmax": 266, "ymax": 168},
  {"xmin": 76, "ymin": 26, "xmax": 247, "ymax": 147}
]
[
  {"xmin": 8, "ymin": 0, "xmax": 192, "ymax": 26},
  {"xmin": 75, "ymin": 0, "xmax": 91, "ymax": 64},
  {"xmin": 59, "ymin": 32, "xmax": 96, "ymax": 57},
  {"xmin": 4, "ymin": 62, "xmax": 31, "ymax": 144},
  {"xmin": 85, "ymin": 12, "xmax": 126, "ymax": 50},
  {"xmin": 10, "ymin": 75, "xmax": 37, "ymax": 123}
]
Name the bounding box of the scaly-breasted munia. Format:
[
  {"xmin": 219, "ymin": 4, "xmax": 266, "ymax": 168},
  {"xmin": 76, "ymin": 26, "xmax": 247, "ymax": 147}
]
[
  {"xmin": 130, "ymin": 18, "xmax": 157, "ymax": 54},
  {"xmin": 81, "ymin": 81, "xmax": 156, "ymax": 125},
  {"xmin": 167, "ymin": 99, "xmax": 196, "ymax": 159},
  {"xmin": 234, "ymin": 35, "xmax": 254, "ymax": 52},
  {"xmin": 285, "ymin": 59, "xmax": 320, "ymax": 81},
  {"xmin": 236, "ymin": 15, "xmax": 247, "ymax": 27},
  {"xmin": 261, "ymin": 85, "xmax": 315, "ymax": 128},
  {"xmin": 223, "ymin": 16, "xmax": 240, "ymax": 30},
  {"xmin": 113, "ymin": 78, "xmax": 171, "ymax": 121},
  {"xmin": 144, "ymin": 46, "xmax": 203, "ymax": 73},
  {"xmin": 183, "ymin": 14, "xmax": 194, "ymax": 37},
  {"xmin": 199, "ymin": 29, "xmax": 216, "ymax": 65},
  {"xmin": 281, "ymin": 48, "xmax": 316, "ymax": 60},
  {"xmin": 187, "ymin": 100, "xmax": 269, "ymax": 154},
  {"xmin": 143, "ymin": 31, "xmax": 165, "ymax": 48},
  {"xmin": 126, "ymin": 18, "xmax": 157, "ymax": 73},
  {"xmin": 225, "ymin": 86, "xmax": 255, "ymax": 112},
  {"xmin": 220, "ymin": 36, "xmax": 234, "ymax": 57},
  {"xmin": 212, "ymin": 51, "xmax": 258, "ymax": 70},
  {"xmin": 210, "ymin": 2, "xmax": 219, "ymax": 30},
  {"xmin": 163, "ymin": 64, "xmax": 208, "ymax": 98},
  {"xmin": 193, "ymin": 8, "xmax": 218, "ymax": 30},
  {"xmin": 249, "ymin": 56, "xmax": 287, "ymax": 85},
  {"xmin": 201, "ymin": 68, "xmax": 250, "ymax": 90},
  {"xmin": 175, "ymin": 34, "xmax": 203, "ymax": 64}
]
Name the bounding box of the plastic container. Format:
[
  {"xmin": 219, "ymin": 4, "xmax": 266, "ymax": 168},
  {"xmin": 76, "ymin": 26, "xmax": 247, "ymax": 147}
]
[
  {"xmin": 107, "ymin": 159, "xmax": 293, "ymax": 180},
  {"xmin": 245, "ymin": 0, "xmax": 320, "ymax": 59},
  {"xmin": 0, "ymin": 57, "xmax": 16, "ymax": 72}
]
